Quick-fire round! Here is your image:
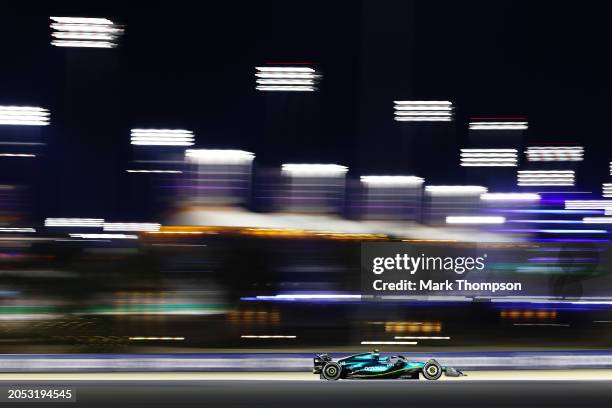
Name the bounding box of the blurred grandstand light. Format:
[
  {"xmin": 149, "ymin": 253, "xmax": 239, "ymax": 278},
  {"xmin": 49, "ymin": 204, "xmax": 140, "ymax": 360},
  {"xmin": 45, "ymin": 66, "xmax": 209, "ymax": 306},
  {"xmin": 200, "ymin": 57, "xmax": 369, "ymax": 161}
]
[
  {"xmin": 481, "ymin": 193, "xmax": 541, "ymax": 201},
  {"xmin": 0, "ymin": 153, "xmax": 36, "ymax": 157},
  {"xmin": 69, "ymin": 233, "xmax": 138, "ymax": 239},
  {"xmin": 500, "ymin": 229, "xmax": 606, "ymax": 233},
  {"xmin": 583, "ymin": 217, "xmax": 612, "ymax": 224},
  {"xmin": 249, "ymin": 294, "xmax": 360, "ymax": 301},
  {"xmin": 0, "ymin": 106, "xmax": 50, "ymax": 126},
  {"xmin": 128, "ymin": 337, "xmax": 184, "ymax": 341},
  {"xmin": 185, "ymin": 149, "xmax": 254, "ymax": 164},
  {"xmin": 255, "ymin": 66, "xmax": 320, "ymax": 91},
  {"xmin": 103, "ymin": 222, "xmax": 161, "ymax": 232},
  {"xmin": 130, "ymin": 129, "xmax": 194, "ymax": 146},
  {"xmin": 509, "ymin": 219, "xmax": 582, "ymax": 224},
  {"xmin": 0, "ymin": 227, "xmax": 36, "ymax": 233},
  {"xmin": 469, "ymin": 121, "xmax": 528, "ymax": 130},
  {"xmin": 241, "ymin": 335, "xmax": 297, "ymax": 339},
  {"xmin": 50, "ymin": 17, "xmax": 123, "ymax": 48},
  {"xmin": 127, "ymin": 169, "xmax": 183, "ymax": 173},
  {"xmin": 361, "ymin": 341, "xmax": 417, "ymax": 345},
  {"xmin": 526, "ymin": 146, "xmax": 584, "ymax": 162},
  {"xmin": 446, "ymin": 216, "xmax": 506, "ymax": 224},
  {"xmin": 393, "ymin": 100, "xmax": 452, "ymax": 122},
  {"xmin": 565, "ymin": 200, "xmax": 612, "ymax": 209},
  {"xmin": 360, "ymin": 175, "xmax": 424, "ymax": 186},
  {"xmin": 517, "ymin": 170, "xmax": 575, "ymax": 186},
  {"xmin": 425, "ymin": 185, "xmax": 487, "ymax": 195},
  {"xmin": 603, "ymin": 183, "xmax": 612, "ymax": 198},
  {"xmin": 281, "ymin": 163, "xmax": 348, "ymax": 177},
  {"xmin": 460, "ymin": 149, "xmax": 517, "ymax": 167},
  {"xmin": 394, "ymin": 336, "xmax": 450, "ymax": 340},
  {"xmin": 45, "ymin": 218, "xmax": 104, "ymax": 227}
]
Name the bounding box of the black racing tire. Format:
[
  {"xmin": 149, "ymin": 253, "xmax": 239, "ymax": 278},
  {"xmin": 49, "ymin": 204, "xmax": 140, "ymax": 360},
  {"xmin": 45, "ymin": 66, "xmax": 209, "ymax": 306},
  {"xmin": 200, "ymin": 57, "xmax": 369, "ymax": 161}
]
[
  {"xmin": 321, "ymin": 362, "xmax": 342, "ymax": 380},
  {"xmin": 422, "ymin": 359, "xmax": 442, "ymax": 380}
]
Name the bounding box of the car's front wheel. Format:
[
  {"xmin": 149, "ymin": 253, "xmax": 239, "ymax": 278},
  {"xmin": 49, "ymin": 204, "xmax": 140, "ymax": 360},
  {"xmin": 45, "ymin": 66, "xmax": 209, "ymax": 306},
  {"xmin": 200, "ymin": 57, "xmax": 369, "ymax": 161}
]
[
  {"xmin": 422, "ymin": 359, "xmax": 442, "ymax": 380},
  {"xmin": 321, "ymin": 362, "xmax": 342, "ymax": 380}
]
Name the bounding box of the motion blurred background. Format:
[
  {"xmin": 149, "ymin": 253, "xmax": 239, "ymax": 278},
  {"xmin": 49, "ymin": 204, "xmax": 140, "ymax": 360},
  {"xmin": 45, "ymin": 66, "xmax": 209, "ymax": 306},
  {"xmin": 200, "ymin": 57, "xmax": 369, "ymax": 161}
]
[{"xmin": 1, "ymin": 0, "xmax": 612, "ymax": 353}]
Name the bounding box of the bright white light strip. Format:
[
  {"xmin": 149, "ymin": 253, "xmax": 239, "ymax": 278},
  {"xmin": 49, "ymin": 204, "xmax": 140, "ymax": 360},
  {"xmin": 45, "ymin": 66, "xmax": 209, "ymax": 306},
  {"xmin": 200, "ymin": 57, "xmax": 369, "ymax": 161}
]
[
  {"xmin": 394, "ymin": 336, "xmax": 450, "ymax": 340},
  {"xmin": 69, "ymin": 233, "xmax": 138, "ymax": 239},
  {"xmin": 583, "ymin": 217, "xmax": 612, "ymax": 224},
  {"xmin": 361, "ymin": 341, "xmax": 417, "ymax": 345},
  {"xmin": 360, "ymin": 175, "xmax": 424, "ymax": 186},
  {"xmin": 0, "ymin": 106, "xmax": 50, "ymax": 126},
  {"xmin": 50, "ymin": 17, "xmax": 122, "ymax": 48},
  {"xmin": 394, "ymin": 101, "xmax": 453, "ymax": 122},
  {"xmin": 255, "ymin": 294, "xmax": 360, "ymax": 300},
  {"xmin": 256, "ymin": 73, "xmax": 314, "ymax": 79},
  {"xmin": 526, "ymin": 146, "xmax": 583, "ymax": 151},
  {"xmin": 282, "ymin": 163, "xmax": 348, "ymax": 177},
  {"xmin": 462, "ymin": 158, "xmax": 516, "ymax": 161},
  {"xmin": 256, "ymin": 67, "xmax": 315, "ymax": 72},
  {"xmin": 425, "ymin": 185, "xmax": 487, "ymax": 195},
  {"xmin": 257, "ymin": 79, "xmax": 314, "ymax": 85},
  {"xmin": 461, "ymin": 149, "xmax": 517, "ymax": 154},
  {"xmin": 185, "ymin": 149, "xmax": 254, "ymax": 164},
  {"xmin": 51, "ymin": 17, "xmax": 114, "ymax": 25},
  {"xmin": 52, "ymin": 32, "xmax": 115, "ymax": 41},
  {"xmin": 131, "ymin": 129, "xmax": 194, "ymax": 134},
  {"xmin": 481, "ymin": 193, "xmax": 541, "ymax": 201},
  {"xmin": 51, "ymin": 40, "xmax": 115, "ymax": 48},
  {"xmin": 128, "ymin": 337, "xmax": 184, "ymax": 341},
  {"xmin": 0, "ymin": 120, "xmax": 50, "ymax": 125},
  {"xmin": 255, "ymin": 86, "xmax": 314, "ymax": 91},
  {"xmin": 565, "ymin": 200, "xmax": 612, "ymax": 209},
  {"xmin": 0, "ymin": 153, "xmax": 36, "ymax": 157},
  {"xmin": 0, "ymin": 228, "xmax": 36, "ymax": 233},
  {"xmin": 469, "ymin": 122, "xmax": 528, "ymax": 130},
  {"xmin": 255, "ymin": 66, "xmax": 319, "ymax": 91},
  {"xmin": 103, "ymin": 223, "xmax": 161, "ymax": 232},
  {"xmin": 446, "ymin": 216, "xmax": 505, "ymax": 224},
  {"xmin": 394, "ymin": 108, "xmax": 451, "ymax": 112},
  {"xmin": 50, "ymin": 24, "xmax": 121, "ymax": 33},
  {"xmin": 131, "ymin": 140, "xmax": 192, "ymax": 144},
  {"xmin": 460, "ymin": 148, "xmax": 518, "ymax": 167},
  {"xmin": 518, "ymin": 171, "xmax": 574, "ymax": 186},
  {"xmin": 131, "ymin": 129, "xmax": 194, "ymax": 146},
  {"xmin": 518, "ymin": 182, "xmax": 574, "ymax": 186},
  {"xmin": 0, "ymin": 106, "xmax": 50, "ymax": 113},
  {"xmin": 394, "ymin": 101, "xmax": 452, "ymax": 105},
  {"xmin": 394, "ymin": 116, "xmax": 451, "ymax": 122},
  {"xmin": 603, "ymin": 184, "xmax": 612, "ymax": 198},
  {"xmin": 45, "ymin": 218, "xmax": 104, "ymax": 227},
  {"xmin": 394, "ymin": 108, "xmax": 452, "ymax": 112},
  {"xmin": 526, "ymin": 146, "xmax": 584, "ymax": 162},
  {"xmin": 127, "ymin": 170, "xmax": 183, "ymax": 174},
  {"xmin": 240, "ymin": 335, "xmax": 297, "ymax": 339}
]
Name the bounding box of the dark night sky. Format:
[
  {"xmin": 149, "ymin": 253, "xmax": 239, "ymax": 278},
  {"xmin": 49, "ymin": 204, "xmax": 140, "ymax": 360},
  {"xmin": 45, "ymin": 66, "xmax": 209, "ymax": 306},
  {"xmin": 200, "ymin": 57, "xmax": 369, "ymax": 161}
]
[{"xmin": 0, "ymin": 1, "xmax": 611, "ymax": 218}]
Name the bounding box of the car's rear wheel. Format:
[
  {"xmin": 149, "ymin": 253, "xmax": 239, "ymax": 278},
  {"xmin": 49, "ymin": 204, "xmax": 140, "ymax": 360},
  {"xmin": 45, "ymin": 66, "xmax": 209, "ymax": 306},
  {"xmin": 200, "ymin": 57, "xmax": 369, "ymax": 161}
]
[
  {"xmin": 422, "ymin": 359, "xmax": 442, "ymax": 380},
  {"xmin": 321, "ymin": 362, "xmax": 342, "ymax": 380}
]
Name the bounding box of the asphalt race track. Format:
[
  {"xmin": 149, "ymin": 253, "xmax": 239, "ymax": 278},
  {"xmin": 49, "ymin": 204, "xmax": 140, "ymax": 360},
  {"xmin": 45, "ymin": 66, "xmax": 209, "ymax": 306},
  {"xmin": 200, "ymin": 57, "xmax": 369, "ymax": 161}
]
[{"xmin": 2, "ymin": 378, "xmax": 612, "ymax": 407}]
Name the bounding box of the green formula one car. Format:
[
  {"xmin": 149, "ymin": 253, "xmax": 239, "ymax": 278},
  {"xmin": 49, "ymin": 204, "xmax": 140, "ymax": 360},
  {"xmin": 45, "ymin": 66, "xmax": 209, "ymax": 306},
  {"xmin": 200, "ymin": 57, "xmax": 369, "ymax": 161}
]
[{"xmin": 313, "ymin": 351, "xmax": 465, "ymax": 380}]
